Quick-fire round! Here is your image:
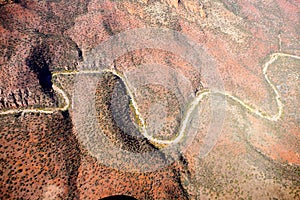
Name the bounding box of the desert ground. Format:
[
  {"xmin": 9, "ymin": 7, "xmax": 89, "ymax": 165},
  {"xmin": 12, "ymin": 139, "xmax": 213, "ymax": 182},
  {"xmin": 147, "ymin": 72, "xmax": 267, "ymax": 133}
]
[{"xmin": 0, "ymin": 0, "xmax": 299, "ymax": 199}]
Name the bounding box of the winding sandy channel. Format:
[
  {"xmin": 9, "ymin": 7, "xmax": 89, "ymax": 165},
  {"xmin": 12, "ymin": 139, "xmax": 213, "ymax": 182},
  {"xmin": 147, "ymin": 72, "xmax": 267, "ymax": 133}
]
[{"xmin": 0, "ymin": 53, "xmax": 299, "ymax": 145}]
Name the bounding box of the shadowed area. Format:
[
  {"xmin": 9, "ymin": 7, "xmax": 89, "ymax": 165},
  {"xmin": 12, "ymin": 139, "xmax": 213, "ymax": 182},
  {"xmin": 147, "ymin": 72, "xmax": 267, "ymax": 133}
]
[
  {"xmin": 95, "ymin": 72, "xmax": 159, "ymax": 153},
  {"xmin": 26, "ymin": 43, "xmax": 53, "ymax": 94},
  {"xmin": 100, "ymin": 195, "xmax": 138, "ymax": 200}
]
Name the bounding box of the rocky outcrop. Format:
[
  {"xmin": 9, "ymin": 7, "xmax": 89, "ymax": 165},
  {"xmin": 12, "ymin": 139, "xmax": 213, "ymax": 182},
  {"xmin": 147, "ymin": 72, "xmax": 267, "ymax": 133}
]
[{"xmin": 0, "ymin": 88, "xmax": 58, "ymax": 110}]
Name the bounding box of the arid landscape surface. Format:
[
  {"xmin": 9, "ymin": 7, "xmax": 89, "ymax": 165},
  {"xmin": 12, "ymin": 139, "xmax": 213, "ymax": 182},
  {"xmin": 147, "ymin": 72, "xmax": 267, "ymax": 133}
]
[{"xmin": 0, "ymin": 0, "xmax": 299, "ymax": 199}]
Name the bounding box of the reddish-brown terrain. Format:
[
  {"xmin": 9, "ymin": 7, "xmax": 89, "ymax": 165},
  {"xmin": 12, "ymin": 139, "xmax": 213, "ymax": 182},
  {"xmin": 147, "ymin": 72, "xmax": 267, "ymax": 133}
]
[{"xmin": 0, "ymin": 0, "xmax": 299, "ymax": 199}]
